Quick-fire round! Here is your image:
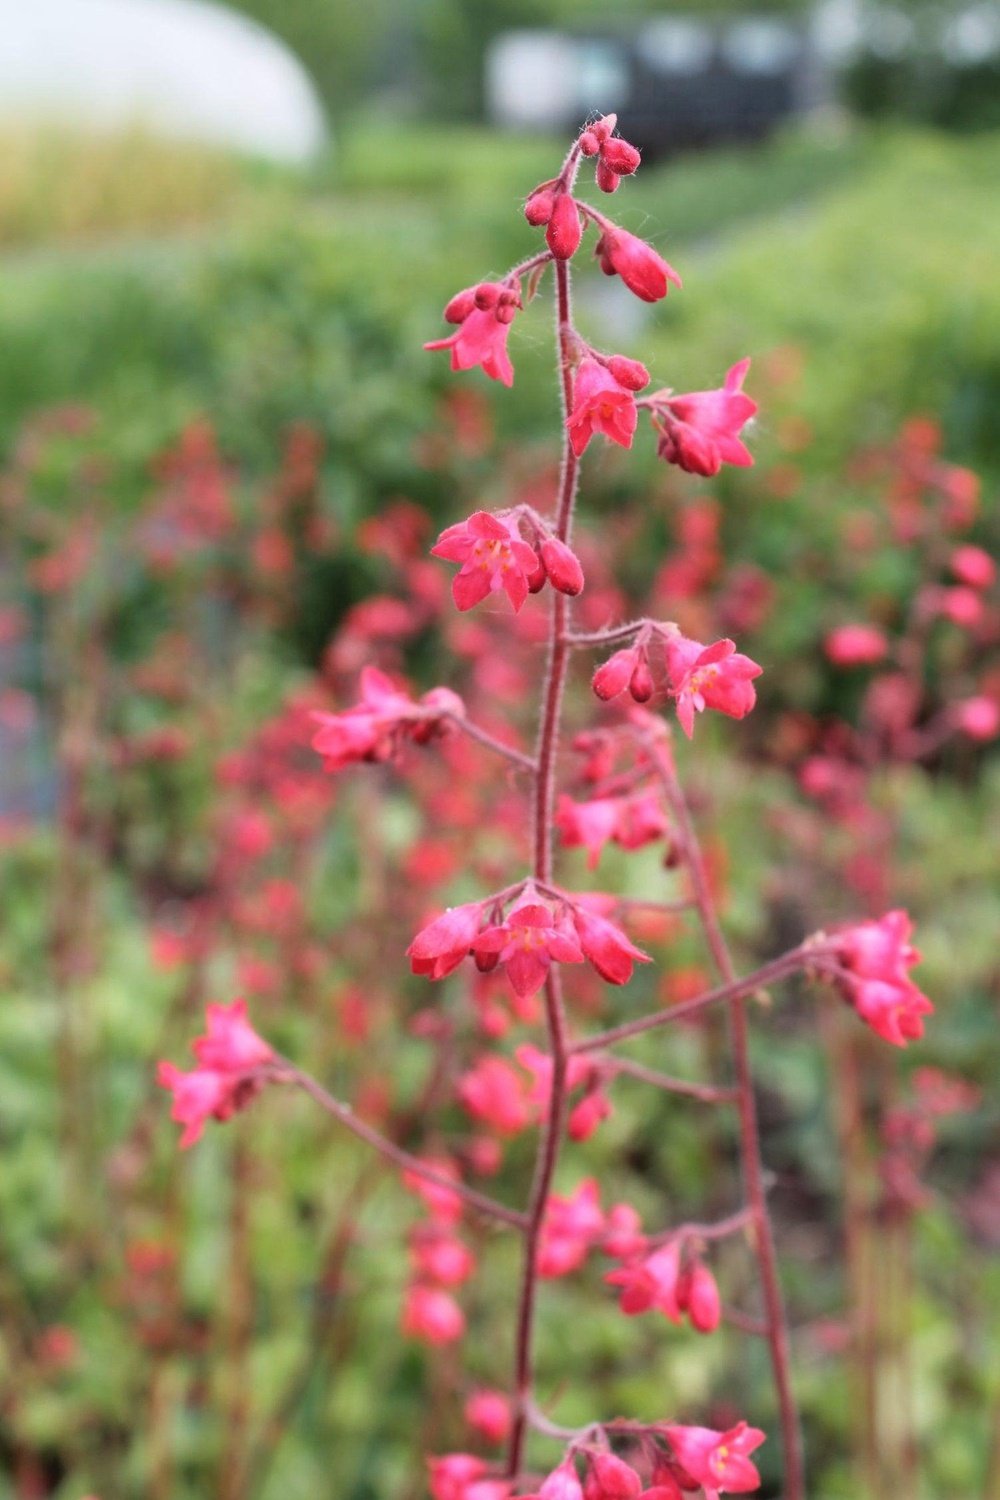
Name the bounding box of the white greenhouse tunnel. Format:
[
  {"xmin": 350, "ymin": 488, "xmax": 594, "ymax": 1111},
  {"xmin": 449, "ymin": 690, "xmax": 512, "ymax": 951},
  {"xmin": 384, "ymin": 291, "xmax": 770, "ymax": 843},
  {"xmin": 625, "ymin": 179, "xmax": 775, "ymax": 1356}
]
[{"xmin": 0, "ymin": 0, "xmax": 328, "ymax": 162}]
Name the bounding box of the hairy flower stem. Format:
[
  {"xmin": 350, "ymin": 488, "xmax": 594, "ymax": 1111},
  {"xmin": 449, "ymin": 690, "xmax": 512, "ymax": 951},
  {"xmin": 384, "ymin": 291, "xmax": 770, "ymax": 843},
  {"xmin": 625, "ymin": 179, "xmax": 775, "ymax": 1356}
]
[
  {"xmin": 652, "ymin": 743, "xmax": 805, "ymax": 1500},
  {"xmin": 507, "ymin": 252, "xmax": 580, "ymax": 1480}
]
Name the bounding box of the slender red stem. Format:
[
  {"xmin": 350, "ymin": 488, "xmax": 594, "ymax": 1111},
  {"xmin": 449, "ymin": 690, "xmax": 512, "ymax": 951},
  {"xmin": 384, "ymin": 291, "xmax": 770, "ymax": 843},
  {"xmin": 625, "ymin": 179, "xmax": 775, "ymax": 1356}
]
[
  {"xmin": 274, "ymin": 1062, "xmax": 527, "ymax": 1229},
  {"xmin": 651, "ymin": 741, "xmax": 806, "ymax": 1500},
  {"xmin": 570, "ymin": 945, "xmax": 827, "ymax": 1056},
  {"xmin": 448, "ymin": 712, "xmax": 537, "ymax": 772},
  {"xmin": 505, "ymin": 248, "xmax": 580, "ymax": 1480}
]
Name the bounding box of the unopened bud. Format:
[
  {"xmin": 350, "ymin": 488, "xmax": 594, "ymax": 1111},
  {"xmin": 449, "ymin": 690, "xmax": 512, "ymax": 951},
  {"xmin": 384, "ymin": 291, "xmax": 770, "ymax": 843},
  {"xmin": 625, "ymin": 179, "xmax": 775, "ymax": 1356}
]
[
  {"xmin": 540, "ymin": 537, "xmax": 585, "ymax": 597},
  {"xmin": 526, "ymin": 553, "xmax": 548, "ymax": 594},
  {"xmin": 592, "ymin": 649, "xmax": 638, "ymax": 701},
  {"xmin": 686, "ymin": 1261, "xmax": 721, "ymax": 1333},
  {"xmin": 595, "ymin": 160, "xmax": 621, "ymax": 194},
  {"xmin": 473, "ymin": 281, "xmax": 503, "ymax": 310},
  {"xmin": 607, "ymin": 355, "xmax": 650, "ymax": 391},
  {"xmin": 584, "ymin": 1451, "xmax": 641, "ymax": 1500},
  {"xmin": 546, "ymin": 193, "xmax": 583, "ymax": 260},
  {"xmin": 525, "ymin": 185, "xmax": 556, "ymax": 225},
  {"xmin": 601, "ymin": 137, "xmax": 641, "ymax": 175},
  {"xmin": 629, "ymin": 656, "xmax": 654, "ymax": 703},
  {"xmin": 444, "ymin": 287, "xmax": 477, "ymax": 324},
  {"xmin": 590, "ymin": 114, "xmax": 617, "ymax": 145},
  {"xmin": 578, "ymin": 129, "xmax": 601, "ymax": 157}
]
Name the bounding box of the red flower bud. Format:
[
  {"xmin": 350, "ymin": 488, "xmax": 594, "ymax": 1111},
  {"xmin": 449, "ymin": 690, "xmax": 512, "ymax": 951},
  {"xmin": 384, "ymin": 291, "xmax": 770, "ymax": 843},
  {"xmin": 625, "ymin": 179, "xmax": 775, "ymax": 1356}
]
[
  {"xmin": 595, "ymin": 160, "xmax": 621, "ymax": 194},
  {"xmin": 540, "ymin": 537, "xmax": 585, "ymax": 597},
  {"xmin": 526, "ymin": 552, "xmax": 548, "ymax": 593},
  {"xmin": 601, "ymin": 137, "xmax": 641, "ymax": 175},
  {"xmin": 444, "ymin": 287, "xmax": 477, "ymax": 324},
  {"xmin": 606, "ymin": 355, "xmax": 650, "ymax": 391},
  {"xmin": 525, "ymin": 186, "xmax": 556, "ymax": 225},
  {"xmin": 686, "ymin": 1261, "xmax": 722, "ymax": 1333},
  {"xmin": 592, "ymin": 648, "xmax": 638, "ymax": 701},
  {"xmin": 629, "ymin": 656, "xmax": 654, "ymax": 703},
  {"xmin": 590, "ymin": 113, "xmax": 617, "ymax": 144},
  {"xmin": 546, "ymin": 194, "xmax": 583, "ymax": 260},
  {"xmin": 473, "ymin": 282, "xmax": 503, "ymax": 310},
  {"xmin": 584, "ymin": 1451, "xmax": 642, "ymax": 1500},
  {"xmin": 578, "ymin": 129, "xmax": 601, "ymax": 156}
]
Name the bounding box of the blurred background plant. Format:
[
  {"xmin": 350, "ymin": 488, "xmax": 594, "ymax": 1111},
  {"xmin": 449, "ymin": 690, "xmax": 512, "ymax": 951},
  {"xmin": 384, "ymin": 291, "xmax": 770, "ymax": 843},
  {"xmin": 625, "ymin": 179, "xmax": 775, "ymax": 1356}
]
[{"xmin": 0, "ymin": 2, "xmax": 998, "ymax": 1498}]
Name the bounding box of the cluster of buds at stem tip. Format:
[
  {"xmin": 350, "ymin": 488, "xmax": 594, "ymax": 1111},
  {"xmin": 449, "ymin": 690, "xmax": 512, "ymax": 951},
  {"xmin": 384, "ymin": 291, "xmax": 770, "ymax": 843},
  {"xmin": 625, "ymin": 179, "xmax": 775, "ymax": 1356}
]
[
  {"xmin": 406, "ymin": 885, "xmax": 651, "ymax": 1001},
  {"xmin": 592, "ymin": 627, "xmax": 763, "ymax": 738},
  {"xmin": 431, "ymin": 509, "xmax": 585, "ymax": 613}
]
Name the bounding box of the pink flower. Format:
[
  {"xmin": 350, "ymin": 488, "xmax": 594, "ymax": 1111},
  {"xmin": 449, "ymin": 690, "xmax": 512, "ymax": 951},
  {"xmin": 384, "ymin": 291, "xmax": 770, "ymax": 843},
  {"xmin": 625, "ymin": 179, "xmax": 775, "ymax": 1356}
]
[
  {"xmin": 425, "ymin": 289, "xmax": 520, "ymax": 386},
  {"xmin": 654, "ymin": 360, "xmax": 757, "ymax": 476},
  {"xmin": 407, "ymin": 901, "xmax": 485, "ymax": 980},
  {"xmin": 192, "ymin": 999, "xmax": 274, "ymax": 1073},
  {"xmin": 606, "ymin": 1240, "xmax": 684, "ymax": 1319},
  {"xmin": 473, "ymin": 900, "xmax": 585, "ymax": 1002},
  {"xmin": 537, "ymin": 1179, "xmax": 605, "ymax": 1278},
  {"xmin": 572, "ymin": 906, "xmax": 652, "ymax": 986},
  {"xmin": 665, "ymin": 634, "xmax": 762, "ymax": 738},
  {"xmin": 833, "ymin": 910, "xmax": 934, "ymax": 1047},
  {"xmin": 566, "ymin": 358, "xmax": 639, "ymax": 457},
  {"xmin": 557, "ymin": 791, "xmax": 669, "ymax": 868},
  {"xmin": 410, "ymin": 1230, "xmax": 476, "ymax": 1286},
  {"xmin": 824, "ymin": 623, "xmax": 889, "ymax": 667},
  {"xmin": 157, "ymin": 1000, "xmax": 272, "ymax": 1148},
  {"xmin": 457, "ymin": 1055, "xmax": 534, "ymax": 1135},
  {"xmin": 311, "ymin": 667, "xmax": 462, "ymax": 771},
  {"xmin": 464, "ymin": 1389, "xmax": 511, "ymax": 1445},
  {"xmin": 954, "ymin": 695, "xmax": 1000, "ymax": 740},
  {"xmin": 595, "ymin": 224, "xmax": 682, "ymax": 303},
  {"xmin": 556, "ymin": 795, "xmax": 623, "ymax": 868},
  {"xmin": 401, "ymin": 1284, "xmax": 465, "ymax": 1344},
  {"xmin": 583, "ymin": 1452, "xmax": 643, "ymax": 1499},
  {"xmin": 602, "ymin": 1203, "xmax": 647, "ymax": 1259},
  {"xmin": 950, "ymin": 544, "xmax": 995, "ymax": 590},
  {"xmin": 432, "ymin": 511, "xmax": 541, "ymax": 613},
  {"xmin": 429, "ymin": 1455, "xmax": 511, "ymax": 1500},
  {"xmin": 523, "ymin": 1461, "xmax": 585, "ymax": 1500},
  {"xmin": 662, "ymin": 1421, "xmax": 766, "ymax": 1495}
]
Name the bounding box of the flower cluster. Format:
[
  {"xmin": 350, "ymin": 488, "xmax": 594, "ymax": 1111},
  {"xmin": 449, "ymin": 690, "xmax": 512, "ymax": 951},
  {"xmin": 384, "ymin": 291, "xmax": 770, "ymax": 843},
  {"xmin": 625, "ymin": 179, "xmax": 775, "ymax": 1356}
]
[
  {"xmin": 591, "ymin": 630, "xmax": 762, "ymax": 738},
  {"xmin": 432, "ymin": 510, "xmax": 584, "ymax": 613},
  {"xmin": 829, "ymin": 910, "xmax": 934, "ymax": 1046},
  {"xmin": 311, "ymin": 665, "xmax": 464, "ymax": 771},
  {"xmin": 407, "ymin": 887, "xmax": 651, "ymax": 1001},
  {"xmin": 157, "ymin": 1000, "xmax": 273, "ymax": 1148}
]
